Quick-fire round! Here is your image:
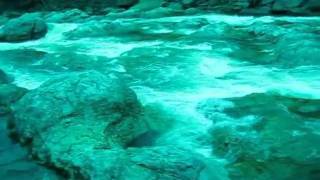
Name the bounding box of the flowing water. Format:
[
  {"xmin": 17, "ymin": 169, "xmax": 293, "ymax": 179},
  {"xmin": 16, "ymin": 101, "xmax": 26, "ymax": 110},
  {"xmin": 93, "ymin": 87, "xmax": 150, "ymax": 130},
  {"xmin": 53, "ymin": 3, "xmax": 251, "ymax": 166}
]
[{"xmin": 1, "ymin": 13, "xmax": 320, "ymax": 179}]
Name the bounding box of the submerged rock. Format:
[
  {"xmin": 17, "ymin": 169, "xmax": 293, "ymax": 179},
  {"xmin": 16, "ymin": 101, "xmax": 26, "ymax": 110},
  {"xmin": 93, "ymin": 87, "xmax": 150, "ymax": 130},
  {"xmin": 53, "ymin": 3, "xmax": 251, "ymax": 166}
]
[
  {"xmin": 198, "ymin": 93, "xmax": 320, "ymax": 179},
  {"xmin": 0, "ymin": 14, "xmax": 48, "ymax": 42}
]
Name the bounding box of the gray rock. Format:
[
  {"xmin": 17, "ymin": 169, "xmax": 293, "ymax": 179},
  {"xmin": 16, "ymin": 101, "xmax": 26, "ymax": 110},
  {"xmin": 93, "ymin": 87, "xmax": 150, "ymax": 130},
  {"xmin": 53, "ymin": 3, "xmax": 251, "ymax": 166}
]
[{"xmin": 0, "ymin": 14, "xmax": 48, "ymax": 42}]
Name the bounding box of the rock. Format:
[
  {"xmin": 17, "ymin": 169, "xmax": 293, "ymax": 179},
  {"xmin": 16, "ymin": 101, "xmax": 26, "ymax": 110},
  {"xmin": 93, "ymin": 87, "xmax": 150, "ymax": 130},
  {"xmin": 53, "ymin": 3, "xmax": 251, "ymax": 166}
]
[
  {"xmin": 38, "ymin": 0, "xmax": 138, "ymax": 14},
  {"xmin": 0, "ymin": 84, "xmax": 28, "ymax": 106},
  {"xmin": 3, "ymin": 0, "xmax": 320, "ymax": 15},
  {"xmin": 275, "ymin": 36, "xmax": 320, "ymax": 67},
  {"xmin": 0, "ymin": 109, "xmax": 61, "ymax": 180},
  {"xmin": 306, "ymin": 0, "xmax": 320, "ymax": 12},
  {"xmin": 0, "ymin": 84, "xmax": 28, "ymax": 115},
  {"xmin": 0, "ymin": 49, "xmax": 47, "ymax": 67},
  {"xmin": 223, "ymin": 19, "xmax": 320, "ymax": 68},
  {"xmin": 272, "ymin": 0, "xmax": 304, "ymax": 13},
  {"xmin": 0, "ymin": 14, "xmax": 48, "ymax": 42},
  {"xmin": 11, "ymin": 71, "xmax": 143, "ymax": 146},
  {"xmin": 162, "ymin": 0, "xmax": 320, "ymax": 15},
  {"xmin": 9, "ymin": 71, "xmax": 211, "ymax": 179},
  {"xmin": 0, "ymin": 0, "xmax": 40, "ymax": 10},
  {"xmin": 116, "ymin": 0, "xmax": 139, "ymax": 8},
  {"xmin": 37, "ymin": 52, "xmax": 114, "ymax": 72},
  {"xmin": 0, "ymin": 69, "xmax": 12, "ymax": 84},
  {"xmin": 2, "ymin": 0, "xmax": 139, "ymax": 13},
  {"xmin": 61, "ymin": 146, "xmax": 207, "ymax": 179},
  {"xmin": 45, "ymin": 9, "xmax": 89, "ymax": 23},
  {"xmin": 132, "ymin": 0, "xmax": 165, "ymax": 11},
  {"xmin": 198, "ymin": 93, "xmax": 320, "ymax": 179}
]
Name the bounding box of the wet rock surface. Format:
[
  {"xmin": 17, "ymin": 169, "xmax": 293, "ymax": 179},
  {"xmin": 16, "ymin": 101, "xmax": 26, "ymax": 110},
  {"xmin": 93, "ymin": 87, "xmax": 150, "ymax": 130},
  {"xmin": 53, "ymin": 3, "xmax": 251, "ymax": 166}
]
[
  {"xmin": 0, "ymin": 78, "xmax": 61, "ymax": 180},
  {"xmin": 198, "ymin": 93, "xmax": 320, "ymax": 179},
  {"xmin": 0, "ymin": 122, "xmax": 61, "ymax": 180},
  {"xmin": 8, "ymin": 70, "xmax": 212, "ymax": 179},
  {"xmin": 0, "ymin": 14, "xmax": 48, "ymax": 42},
  {"xmin": 11, "ymin": 71, "xmax": 143, "ymax": 146}
]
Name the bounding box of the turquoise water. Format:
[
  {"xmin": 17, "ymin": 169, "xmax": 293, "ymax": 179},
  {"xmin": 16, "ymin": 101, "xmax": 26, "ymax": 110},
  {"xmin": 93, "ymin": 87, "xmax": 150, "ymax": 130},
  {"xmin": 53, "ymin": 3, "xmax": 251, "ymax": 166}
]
[{"xmin": 1, "ymin": 12, "xmax": 320, "ymax": 179}]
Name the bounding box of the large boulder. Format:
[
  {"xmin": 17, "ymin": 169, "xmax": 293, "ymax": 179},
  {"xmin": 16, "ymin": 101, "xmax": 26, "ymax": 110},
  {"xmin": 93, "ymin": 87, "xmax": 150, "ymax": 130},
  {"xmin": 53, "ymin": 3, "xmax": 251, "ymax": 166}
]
[
  {"xmin": 8, "ymin": 71, "xmax": 211, "ymax": 179},
  {"xmin": 11, "ymin": 71, "xmax": 143, "ymax": 147},
  {"xmin": 0, "ymin": 14, "xmax": 48, "ymax": 42}
]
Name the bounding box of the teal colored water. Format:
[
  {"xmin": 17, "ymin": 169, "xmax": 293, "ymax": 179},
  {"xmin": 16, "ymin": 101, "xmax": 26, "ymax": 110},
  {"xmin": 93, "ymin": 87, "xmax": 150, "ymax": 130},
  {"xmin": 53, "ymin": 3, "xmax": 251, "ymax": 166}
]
[{"xmin": 0, "ymin": 12, "xmax": 320, "ymax": 179}]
